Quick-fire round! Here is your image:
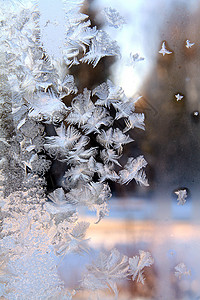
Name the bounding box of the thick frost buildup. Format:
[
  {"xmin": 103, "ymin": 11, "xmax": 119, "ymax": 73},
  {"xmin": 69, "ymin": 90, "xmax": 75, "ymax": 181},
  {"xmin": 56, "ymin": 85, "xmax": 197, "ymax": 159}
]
[{"xmin": 0, "ymin": 0, "xmax": 151, "ymax": 298}]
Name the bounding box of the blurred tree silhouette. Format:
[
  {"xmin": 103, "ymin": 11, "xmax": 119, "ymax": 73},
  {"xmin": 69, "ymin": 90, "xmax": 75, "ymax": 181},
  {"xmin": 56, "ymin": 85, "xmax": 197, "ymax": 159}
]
[{"xmin": 138, "ymin": 2, "xmax": 200, "ymax": 196}]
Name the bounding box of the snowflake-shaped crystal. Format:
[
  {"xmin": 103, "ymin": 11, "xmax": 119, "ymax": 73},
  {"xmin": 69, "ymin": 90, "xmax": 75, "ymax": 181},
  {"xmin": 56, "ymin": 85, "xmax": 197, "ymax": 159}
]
[
  {"xmin": 175, "ymin": 189, "xmax": 187, "ymax": 205},
  {"xmin": 175, "ymin": 93, "xmax": 184, "ymax": 101},
  {"xmin": 175, "ymin": 262, "xmax": 191, "ymax": 279},
  {"xmin": 159, "ymin": 42, "xmax": 172, "ymax": 56}
]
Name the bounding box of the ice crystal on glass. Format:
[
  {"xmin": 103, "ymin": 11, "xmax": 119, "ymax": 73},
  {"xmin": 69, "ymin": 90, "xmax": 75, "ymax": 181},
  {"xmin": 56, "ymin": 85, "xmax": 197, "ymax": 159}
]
[
  {"xmin": 119, "ymin": 156, "xmax": 149, "ymax": 186},
  {"xmin": 129, "ymin": 53, "xmax": 145, "ymax": 66},
  {"xmin": 175, "ymin": 93, "xmax": 184, "ymax": 102},
  {"xmin": 82, "ymin": 248, "xmax": 129, "ymax": 298},
  {"xmin": 159, "ymin": 41, "xmax": 172, "ymax": 56},
  {"xmin": 82, "ymin": 248, "xmax": 154, "ymax": 298},
  {"xmin": 174, "ymin": 262, "xmax": 191, "ymax": 279},
  {"xmin": 186, "ymin": 39, "xmax": 195, "ymax": 48},
  {"xmin": 129, "ymin": 250, "xmax": 154, "ymax": 284},
  {"xmin": 80, "ymin": 30, "xmax": 120, "ymax": 67},
  {"xmin": 103, "ymin": 7, "xmax": 126, "ymax": 29},
  {"xmin": 0, "ymin": 0, "xmax": 151, "ymax": 298},
  {"xmin": 175, "ymin": 189, "xmax": 187, "ymax": 205}
]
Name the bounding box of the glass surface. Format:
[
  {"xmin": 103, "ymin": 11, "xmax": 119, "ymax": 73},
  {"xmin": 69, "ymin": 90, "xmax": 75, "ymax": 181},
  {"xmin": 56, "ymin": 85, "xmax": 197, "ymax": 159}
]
[
  {"xmin": 63, "ymin": 0, "xmax": 200, "ymax": 298},
  {"xmin": 1, "ymin": 0, "xmax": 200, "ymax": 299}
]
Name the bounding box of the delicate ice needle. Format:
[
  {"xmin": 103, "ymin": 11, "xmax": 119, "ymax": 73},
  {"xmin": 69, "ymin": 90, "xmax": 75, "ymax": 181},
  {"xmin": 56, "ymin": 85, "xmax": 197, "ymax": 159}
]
[{"xmin": 159, "ymin": 42, "xmax": 172, "ymax": 56}]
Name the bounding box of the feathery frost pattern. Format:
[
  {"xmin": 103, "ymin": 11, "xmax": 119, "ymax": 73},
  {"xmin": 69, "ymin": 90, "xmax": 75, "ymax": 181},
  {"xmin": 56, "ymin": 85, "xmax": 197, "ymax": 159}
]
[
  {"xmin": 44, "ymin": 124, "xmax": 81, "ymax": 160},
  {"xmin": 80, "ymin": 31, "xmax": 120, "ymax": 67},
  {"xmin": 82, "ymin": 249, "xmax": 154, "ymax": 298},
  {"xmin": 0, "ymin": 0, "xmax": 151, "ymax": 298},
  {"xmin": 174, "ymin": 262, "xmax": 191, "ymax": 279},
  {"xmin": 129, "ymin": 250, "xmax": 154, "ymax": 284},
  {"xmin": 103, "ymin": 7, "xmax": 126, "ymax": 28},
  {"xmin": 82, "ymin": 249, "xmax": 129, "ymax": 298},
  {"xmin": 119, "ymin": 155, "xmax": 149, "ymax": 186}
]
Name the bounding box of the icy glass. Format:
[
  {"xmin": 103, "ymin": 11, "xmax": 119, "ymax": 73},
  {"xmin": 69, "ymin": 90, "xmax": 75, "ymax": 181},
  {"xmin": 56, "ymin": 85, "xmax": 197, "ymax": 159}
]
[{"xmin": 0, "ymin": 0, "xmax": 199, "ymax": 299}]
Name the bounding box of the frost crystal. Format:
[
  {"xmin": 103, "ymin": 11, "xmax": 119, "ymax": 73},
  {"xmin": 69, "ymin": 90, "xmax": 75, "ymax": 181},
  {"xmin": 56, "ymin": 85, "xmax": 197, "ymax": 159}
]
[
  {"xmin": 28, "ymin": 93, "xmax": 68, "ymax": 124},
  {"xmin": 175, "ymin": 262, "xmax": 191, "ymax": 279},
  {"xmin": 186, "ymin": 39, "xmax": 195, "ymax": 48},
  {"xmin": 175, "ymin": 189, "xmax": 187, "ymax": 205},
  {"xmin": 66, "ymin": 182, "xmax": 111, "ymax": 223},
  {"xmin": 159, "ymin": 41, "xmax": 172, "ymax": 56},
  {"xmin": 82, "ymin": 249, "xmax": 129, "ymax": 297},
  {"xmin": 129, "ymin": 250, "xmax": 154, "ymax": 284},
  {"xmin": 112, "ymin": 128, "xmax": 134, "ymax": 153},
  {"xmin": 129, "ymin": 53, "xmax": 145, "ymax": 66},
  {"xmin": 100, "ymin": 149, "xmax": 122, "ymax": 167},
  {"xmin": 175, "ymin": 93, "xmax": 184, "ymax": 101},
  {"xmin": 55, "ymin": 221, "xmax": 90, "ymax": 256},
  {"xmin": 44, "ymin": 124, "xmax": 81, "ymax": 160},
  {"xmin": 66, "ymin": 89, "xmax": 95, "ymax": 126},
  {"xmin": 82, "ymin": 248, "xmax": 154, "ymax": 298},
  {"xmin": 123, "ymin": 113, "xmax": 145, "ymax": 132},
  {"xmin": 0, "ymin": 0, "xmax": 150, "ymax": 298},
  {"xmin": 103, "ymin": 7, "xmax": 126, "ymax": 28},
  {"xmin": 119, "ymin": 156, "xmax": 149, "ymax": 186},
  {"xmin": 80, "ymin": 30, "xmax": 120, "ymax": 67}
]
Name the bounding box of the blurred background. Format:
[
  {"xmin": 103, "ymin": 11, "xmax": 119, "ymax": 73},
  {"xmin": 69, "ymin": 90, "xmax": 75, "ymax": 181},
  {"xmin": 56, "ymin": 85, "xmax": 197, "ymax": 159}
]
[{"xmin": 57, "ymin": 0, "xmax": 200, "ymax": 298}]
